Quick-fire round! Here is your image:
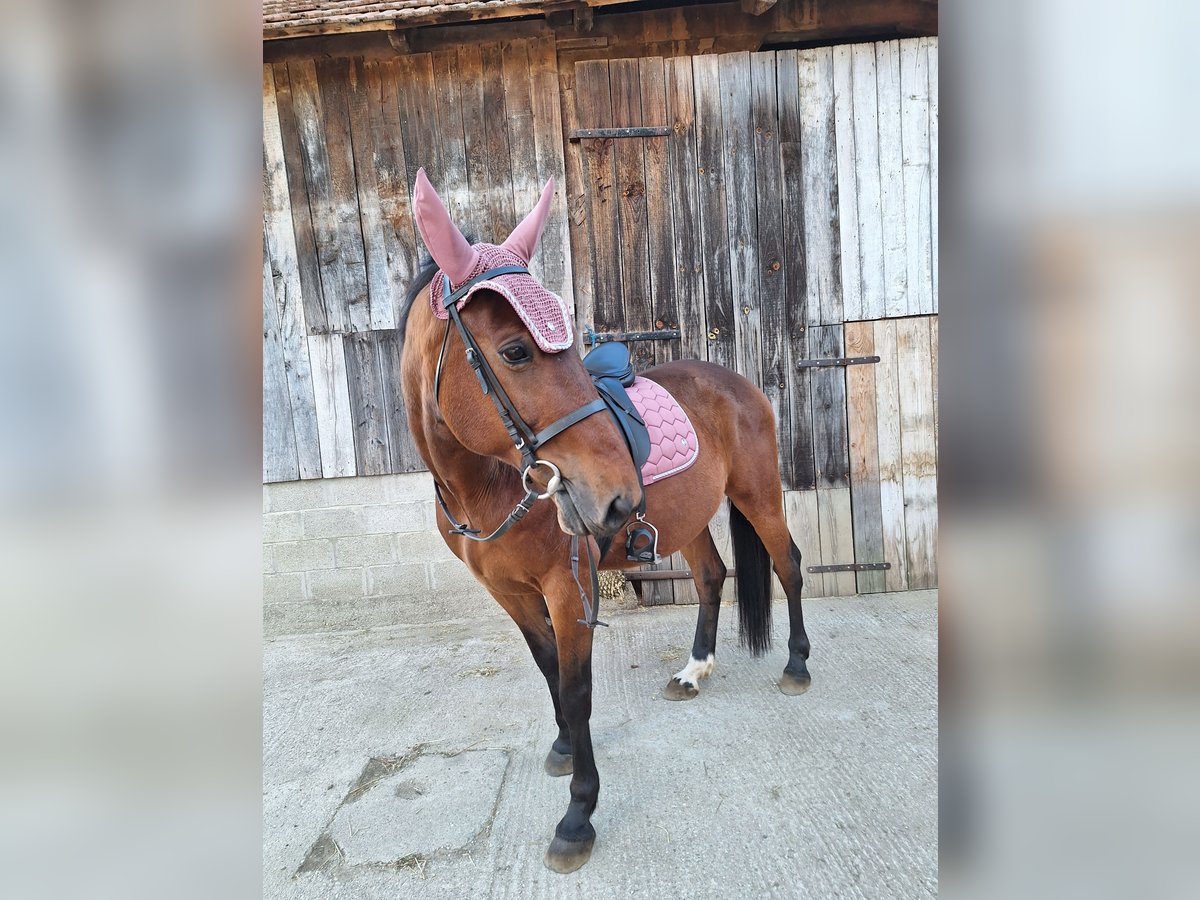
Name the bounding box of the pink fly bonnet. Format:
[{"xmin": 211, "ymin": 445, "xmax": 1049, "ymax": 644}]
[{"xmin": 412, "ymin": 168, "xmax": 573, "ymax": 353}]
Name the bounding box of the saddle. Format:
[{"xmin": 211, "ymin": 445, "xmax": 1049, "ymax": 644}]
[{"xmin": 581, "ymin": 342, "xmax": 659, "ymax": 563}]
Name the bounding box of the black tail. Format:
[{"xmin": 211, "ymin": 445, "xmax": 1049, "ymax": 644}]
[{"xmin": 729, "ymin": 502, "xmax": 772, "ymax": 656}]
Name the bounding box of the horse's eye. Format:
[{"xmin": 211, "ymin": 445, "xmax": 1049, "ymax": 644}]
[{"xmin": 500, "ymin": 344, "xmax": 531, "ymax": 364}]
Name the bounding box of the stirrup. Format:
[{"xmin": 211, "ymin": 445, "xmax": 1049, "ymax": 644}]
[{"xmin": 625, "ymin": 514, "xmax": 660, "ymax": 564}]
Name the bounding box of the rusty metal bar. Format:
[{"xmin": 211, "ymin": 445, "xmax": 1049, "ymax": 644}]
[
  {"xmin": 795, "ymin": 355, "xmax": 881, "ymax": 368},
  {"xmin": 807, "ymin": 562, "xmax": 890, "ymax": 573},
  {"xmin": 624, "ymin": 568, "xmax": 737, "ymax": 582},
  {"xmin": 583, "ymin": 328, "xmax": 681, "ymax": 345},
  {"xmin": 569, "ymin": 126, "xmax": 672, "ymax": 141}
]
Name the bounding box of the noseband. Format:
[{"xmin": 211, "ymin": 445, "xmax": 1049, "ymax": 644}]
[{"xmin": 430, "ymin": 268, "xmax": 611, "ymax": 626}]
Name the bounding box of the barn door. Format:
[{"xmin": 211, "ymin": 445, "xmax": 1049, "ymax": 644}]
[{"xmin": 571, "ymin": 40, "xmax": 938, "ymax": 598}]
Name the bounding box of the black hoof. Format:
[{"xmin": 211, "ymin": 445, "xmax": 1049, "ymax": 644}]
[
  {"xmin": 664, "ymin": 677, "xmax": 699, "ymax": 701},
  {"xmin": 544, "ymin": 833, "xmax": 596, "ymax": 874},
  {"xmin": 779, "ymin": 668, "xmax": 812, "ymax": 695},
  {"xmin": 544, "ymin": 748, "xmax": 574, "ymax": 777}
]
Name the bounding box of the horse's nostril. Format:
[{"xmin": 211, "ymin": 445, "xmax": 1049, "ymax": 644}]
[{"xmin": 604, "ymin": 494, "xmax": 635, "ymax": 531}]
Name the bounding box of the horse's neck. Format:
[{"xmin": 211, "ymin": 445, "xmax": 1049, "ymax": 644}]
[
  {"xmin": 405, "ymin": 291, "xmax": 521, "ymax": 523},
  {"xmin": 426, "ymin": 422, "xmax": 519, "ymax": 518}
]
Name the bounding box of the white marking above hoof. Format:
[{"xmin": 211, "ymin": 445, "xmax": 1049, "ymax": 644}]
[{"xmin": 672, "ymin": 653, "xmax": 715, "ymax": 688}]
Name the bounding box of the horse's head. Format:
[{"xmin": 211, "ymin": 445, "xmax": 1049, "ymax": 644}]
[{"xmin": 412, "ymin": 169, "xmax": 641, "ymax": 539}]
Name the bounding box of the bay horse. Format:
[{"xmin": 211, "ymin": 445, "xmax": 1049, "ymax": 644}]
[{"xmin": 400, "ymin": 169, "xmax": 812, "ymax": 873}]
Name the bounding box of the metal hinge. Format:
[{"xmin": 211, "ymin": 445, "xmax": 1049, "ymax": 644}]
[
  {"xmin": 569, "ymin": 126, "xmax": 672, "ymax": 141},
  {"xmin": 807, "ymin": 562, "xmax": 891, "ymax": 573},
  {"xmin": 583, "ymin": 326, "xmax": 681, "ymax": 345},
  {"xmin": 796, "ymin": 356, "xmax": 880, "ymax": 369}
]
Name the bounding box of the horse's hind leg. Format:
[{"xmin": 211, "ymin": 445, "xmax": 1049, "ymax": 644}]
[
  {"xmin": 488, "ymin": 589, "xmax": 573, "ymax": 775},
  {"xmin": 726, "ymin": 479, "xmax": 812, "ymax": 695},
  {"xmin": 664, "ymin": 527, "xmax": 727, "ymax": 701}
]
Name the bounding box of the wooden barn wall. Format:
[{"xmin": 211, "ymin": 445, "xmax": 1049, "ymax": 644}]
[
  {"xmin": 262, "ymin": 39, "xmax": 572, "ymax": 482},
  {"xmin": 262, "ymin": 31, "xmax": 939, "ymax": 598},
  {"xmin": 568, "ymin": 38, "xmax": 937, "ymax": 598}
]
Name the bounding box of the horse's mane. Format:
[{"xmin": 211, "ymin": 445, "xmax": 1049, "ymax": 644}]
[{"xmin": 397, "ymin": 255, "xmax": 439, "ymax": 351}]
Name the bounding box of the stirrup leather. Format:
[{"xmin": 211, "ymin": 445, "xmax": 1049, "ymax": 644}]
[{"xmin": 625, "ymin": 514, "xmax": 660, "ymax": 564}]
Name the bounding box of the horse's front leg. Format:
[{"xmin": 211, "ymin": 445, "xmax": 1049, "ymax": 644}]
[
  {"xmin": 486, "ymin": 588, "xmax": 574, "ymax": 776},
  {"xmin": 542, "ymin": 575, "xmax": 599, "ymax": 874}
]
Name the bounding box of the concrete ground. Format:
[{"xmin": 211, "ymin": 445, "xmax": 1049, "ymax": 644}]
[{"xmin": 264, "ymin": 590, "xmax": 937, "ymax": 899}]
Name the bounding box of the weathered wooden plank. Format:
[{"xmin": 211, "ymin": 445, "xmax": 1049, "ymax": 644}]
[
  {"xmin": 609, "ymin": 57, "xmax": 657, "ymax": 374},
  {"xmin": 873, "ymin": 319, "xmax": 908, "ymax": 590},
  {"xmin": 395, "ymin": 53, "xmax": 443, "ymax": 195},
  {"xmin": 808, "ymin": 324, "xmax": 850, "ymax": 489},
  {"xmin": 708, "ymin": 499, "xmax": 734, "ymax": 600},
  {"xmin": 313, "ymin": 58, "xmax": 370, "ymax": 331},
  {"xmin": 783, "ymin": 490, "xmax": 823, "ymax": 598},
  {"xmin": 345, "ymin": 59, "xmax": 397, "ymax": 331},
  {"xmin": 832, "ymin": 45, "xmax": 863, "ymax": 322},
  {"xmin": 671, "ymin": 550, "xmax": 699, "ymax": 604},
  {"xmin": 456, "ymin": 44, "xmax": 490, "ymax": 241},
  {"xmin": 797, "ymin": 47, "xmax": 842, "ymax": 326},
  {"xmin": 609, "ymin": 57, "xmax": 654, "ymax": 371},
  {"xmin": 817, "ymin": 487, "xmax": 855, "ymax": 596},
  {"xmin": 897, "ymin": 316, "xmax": 937, "ymax": 588},
  {"xmin": 926, "ymin": 37, "xmax": 938, "ymax": 307},
  {"xmin": 271, "ymin": 62, "xmax": 327, "ymax": 335},
  {"xmin": 480, "ymin": 43, "xmax": 517, "ymax": 239},
  {"xmin": 287, "ymin": 59, "xmax": 357, "ymax": 333},
  {"xmin": 850, "ymin": 43, "xmax": 884, "ymax": 320},
  {"xmin": 308, "ymin": 332, "xmax": 357, "ymax": 478},
  {"xmin": 750, "ymin": 51, "xmax": 792, "ymax": 488},
  {"xmin": 376, "ymin": 329, "xmax": 425, "ymax": 473},
  {"xmin": 901, "ymin": 39, "xmax": 933, "ymax": 317},
  {"xmin": 575, "ymin": 60, "xmax": 624, "ymax": 334},
  {"xmin": 529, "ymin": 37, "xmax": 573, "ymax": 306},
  {"xmin": 664, "ymin": 56, "xmax": 707, "ymax": 363},
  {"xmin": 777, "ymin": 50, "xmax": 815, "ymax": 489},
  {"xmin": 719, "ymin": 52, "xmax": 762, "ymax": 384},
  {"xmin": 843, "ymin": 321, "xmax": 886, "ymax": 592},
  {"xmin": 692, "ymin": 53, "xmax": 735, "ymax": 370},
  {"xmin": 343, "ymin": 331, "xmax": 391, "ymax": 476},
  {"xmin": 639, "ymin": 56, "xmax": 678, "ymax": 366},
  {"xmin": 502, "ymin": 39, "xmax": 541, "ymax": 265},
  {"xmin": 366, "ymin": 59, "xmax": 422, "ymax": 326},
  {"xmin": 263, "ymin": 66, "xmax": 322, "ymax": 479},
  {"xmin": 429, "ymin": 49, "xmax": 473, "ymax": 237},
  {"xmin": 560, "ymin": 83, "xmax": 593, "ymax": 326},
  {"xmin": 876, "ymin": 40, "xmax": 908, "ymax": 317},
  {"xmin": 929, "ymin": 314, "xmax": 939, "ymax": 445},
  {"xmin": 641, "ymin": 564, "xmax": 675, "ymax": 605},
  {"xmin": 263, "ymin": 241, "xmax": 300, "ymax": 483}
]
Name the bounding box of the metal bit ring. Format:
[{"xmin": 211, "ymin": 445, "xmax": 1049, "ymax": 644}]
[{"xmin": 522, "ymin": 459, "xmax": 563, "ymax": 500}]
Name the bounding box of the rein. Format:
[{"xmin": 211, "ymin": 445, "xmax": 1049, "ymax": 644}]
[{"xmin": 431, "ymin": 268, "xmax": 612, "ymax": 628}]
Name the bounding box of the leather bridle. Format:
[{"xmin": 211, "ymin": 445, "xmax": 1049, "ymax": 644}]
[{"xmin": 430, "ymin": 267, "xmax": 614, "ymax": 626}]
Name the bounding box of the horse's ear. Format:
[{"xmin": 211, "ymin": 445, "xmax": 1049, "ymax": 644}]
[
  {"xmin": 412, "ymin": 167, "xmax": 478, "ymax": 284},
  {"xmin": 501, "ymin": 177, "xmax": 555, "ymax": 264}
]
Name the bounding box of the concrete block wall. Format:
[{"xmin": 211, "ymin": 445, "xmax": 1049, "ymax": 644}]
[{"xmin": 263, "ymin": 472, "xmax": 498, "ymax": 637}]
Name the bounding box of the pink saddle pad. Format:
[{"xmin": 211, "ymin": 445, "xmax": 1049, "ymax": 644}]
[{"xmin": 626, "ymin": 377, "xmax": 699, "ymax": 484}]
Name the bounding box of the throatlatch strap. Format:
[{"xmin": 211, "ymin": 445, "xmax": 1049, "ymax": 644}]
[{"xmin": 434, "ymin": 481, "xmax": 539, "ymax": 542}]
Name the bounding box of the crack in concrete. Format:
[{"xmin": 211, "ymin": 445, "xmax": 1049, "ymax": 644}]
[{"xmin": 295, "ymin": 744, "xmax": 513, "ymax": 881}]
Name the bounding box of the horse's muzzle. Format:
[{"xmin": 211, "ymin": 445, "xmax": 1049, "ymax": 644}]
[{"xmin": 554, "ymin": 481, "xmax": 636, "ymax": 539}]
